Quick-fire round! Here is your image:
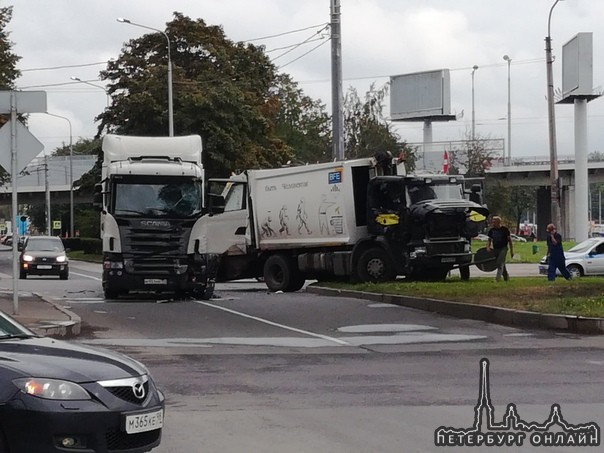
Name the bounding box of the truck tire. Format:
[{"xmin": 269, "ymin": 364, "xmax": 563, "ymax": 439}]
[
  {"xmin": 459, "ymin": 265, "xmax": 470, "ymax": 281},
  {"xmin": 356, "ymin": 247, "xmax": 395, "ymax": 283},
  {"xmin": 287, "ymin": 271, "xmax": 306, "ymax": 292},
  {"xmin": 264, "ymin": 254, "xmax": 298, "ymax": 292},
  {"xmin": 103, "ymin": 287, "xmax": 119, "ymax": 300}
]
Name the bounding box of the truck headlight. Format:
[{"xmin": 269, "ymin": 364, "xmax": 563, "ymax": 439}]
[
  {"xmin": 414, "ymin": 247, "xmax": 427, "ymax": 255},
  {"xmin": 103, "ymin": 261, "xmax": 124, "ymax": 269}
]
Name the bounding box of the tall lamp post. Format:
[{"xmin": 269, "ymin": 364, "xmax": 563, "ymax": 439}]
[
  {"xmin": 45, "ymin": 113, "xmax": 73, "ymax": 238},
  {"xmin": 546, "ymin": 0, "xmax": 564, "ymax": 231},
  {"xmin": 117, "ymin": 17, "xmax": 174, "ymax": 136},
  {"xmin": 70, "ymin": 76, "xmax": 110, "ymax": 107},
  {"xmin": 471, "ymin": 65, "xmax": 479, "ymax": 140},
  {"xmin": 503, "ymin": 55, "xmax": 512, "ymax": 166}
]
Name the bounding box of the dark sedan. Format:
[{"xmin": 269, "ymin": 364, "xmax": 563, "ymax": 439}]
[
  {"xmin": 18, "ymin": 235, "xmax": 69, "ymax": 280},
  {"xmin": 0, "ymin": 311, "xmax": 164, "ymax": 452}
]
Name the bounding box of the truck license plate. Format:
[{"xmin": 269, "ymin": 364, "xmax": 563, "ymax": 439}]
[
  {"xmin": 144, "ymin": 278, "xmax": 167, "ymax": 285},
  {"xmin": 441, "ymin": 257, "xmax": 456, "ymax": 263},
  {"xmin": 124, "ymin": 409, "xmax": 163, "ymax": 434}
]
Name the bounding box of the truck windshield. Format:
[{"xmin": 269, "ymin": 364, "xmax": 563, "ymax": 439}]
[
  {"xmin": 407, "ymin": 182, "xmax": 464, "ymax": 204},
  {"xmin": 112, "ymin": 180, "xmax": 203, "ymax": 218}
]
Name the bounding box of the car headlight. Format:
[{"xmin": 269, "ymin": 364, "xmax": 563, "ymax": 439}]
[
  {"xmin": 22, "ymin": 254, "xmax": 33, "ymax": 262},
  {"xmin": 13, "ymin": 378, "xmax": 91, "ymax": 400},
  {"xmin": 56, "ymin": 255, "xmax": 67, "ymax": 263}
]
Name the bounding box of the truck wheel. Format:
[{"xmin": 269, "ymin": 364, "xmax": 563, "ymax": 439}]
[
  {"xmin": 459, "ymin": 265, "xmax": 470, "ymax": 281},
  {"xmin": 356, "ymin": 247, "xmax": 395, "ymax": 283},
  {"xmin": 264, "ymin": 254, "xmax": 297, "ymax": 292},
  {"xmin": 103, "ymin": 287, "xmax": 119, "ymax": 300},
  {"xmin": 287, "ymin": 271, "xmax": 306, "ymax": 292}
]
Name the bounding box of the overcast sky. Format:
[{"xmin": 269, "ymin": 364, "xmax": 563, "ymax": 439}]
[{"xmin": 7, "ymin": 0, "xmax": 604, "ymax": 163}]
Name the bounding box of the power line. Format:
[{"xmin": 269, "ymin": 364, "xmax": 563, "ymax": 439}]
[
  {"xmin": 278, "ymin": 39, "xmax": 329, "ymax": 70},
  {"xmin": 244, "ymin": 23, "xmax": 328, "ymax": 42},
  {"xmin": 21, "ymin": 61, "xmax": 109, "ymax": 72},
  {"xmin": 271, "ymin": 25, "xmax": 329, "ymax": 61},
  {"xmin": 266, "ymin": 37, "xmax": 326, "ymax": 53}
]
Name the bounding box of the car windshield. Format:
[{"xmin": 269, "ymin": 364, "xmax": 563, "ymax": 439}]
[
  {"xmin": 0, "ymin": 312, "xmax": 34, "ymax": 338},
  {"xmin": 567, "ymin": 238, "xmax": 601, "ymax": 254},
  {"xmin": 25, "ymin": 238, "xmax": 64, "ymax": 252}
]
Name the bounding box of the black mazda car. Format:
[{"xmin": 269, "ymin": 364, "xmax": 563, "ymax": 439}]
[{"xmin": 0, "ymin": 311, "xmax": 164, "ymax": 452}]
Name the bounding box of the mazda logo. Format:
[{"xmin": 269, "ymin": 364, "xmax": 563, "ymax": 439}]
[{"xmin": 133, "ymin": 382, "xmax": 146, "ymax": 400}]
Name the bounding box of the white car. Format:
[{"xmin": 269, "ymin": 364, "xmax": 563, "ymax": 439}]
[{"xmin": 538, "ymin": 237, "xmax": 604, "ymax": 278}]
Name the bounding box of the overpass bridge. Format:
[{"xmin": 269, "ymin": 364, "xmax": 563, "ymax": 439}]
[
  {"xmin": 0, "ymin": 155, "xmax": 97, "ymax": 206},
  {"xmin": 487, "ymin": 158, "xmax": 604, "ymax": 241}
]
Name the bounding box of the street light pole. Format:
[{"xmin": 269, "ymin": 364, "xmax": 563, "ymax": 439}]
[
  {"xmin": 70, "ymin": 77, "xmax": 110, "ymax": 107},
  {"xmin": 117, "ymin": 17, "xmax": 174, "ymax": 136},
  {"xmin": 45, "ymin": 113, "xmax": 73, "ymax": 238},
  {"xmin": 546, "ymin": 0, "xmax": 564, "ymax": 231},
  {"xmin": 503, "ymin": 55, "xmax": 512, "ymax": 165},
  {"xmin": 471, "ymin": 65, "xmax": 478, "ymax": 140}
]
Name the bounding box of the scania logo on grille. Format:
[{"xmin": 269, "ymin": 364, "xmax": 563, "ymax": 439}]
[
  {"xmin": 133, "ymin": 382, "xmax": 146, "ymax": 400},
  {"xmin": 140, "ymin": 220, "xmax": 170, "ymax": 228}
]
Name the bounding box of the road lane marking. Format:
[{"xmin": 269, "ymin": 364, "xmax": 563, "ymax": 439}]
[
  {"xmin": 194, "ymin": 300, "xmax": 351, "ymax": 346},
  {"xmin": 70, "ymin": 271, "xmax": 102, "ymax": 281},
  {"xmin": 338, "ymin": 324, "xmax": 438, "ymax": 333}
]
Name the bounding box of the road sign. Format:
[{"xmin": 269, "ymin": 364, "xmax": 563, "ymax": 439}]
[
  {"xmin": 0, "ymin": 91, "xmax": 47, "ymax": 113},
  {"xmin": 0, "ymin": 121, "xmax": 44, "ymax": 174},
  {"xmin": 53, "ymin": 220, "xmax": 61, "ymax": 230}
]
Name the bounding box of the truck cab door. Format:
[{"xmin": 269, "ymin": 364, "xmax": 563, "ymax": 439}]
[{"xmin": 201, "ymin": 181, "xmax": 248, "ymax": 256}]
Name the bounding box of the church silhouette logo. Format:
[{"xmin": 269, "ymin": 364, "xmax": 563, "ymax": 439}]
[{"xmin": 434, "ymin": 358, "xmax": 600, "ymax": 447}]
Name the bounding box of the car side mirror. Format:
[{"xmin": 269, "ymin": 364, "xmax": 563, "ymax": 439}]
[{"xmin": 17, "ymin": 242, "xmax": 23, "ymax": 251}]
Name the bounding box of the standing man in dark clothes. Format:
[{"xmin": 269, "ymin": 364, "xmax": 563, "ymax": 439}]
[
  {"xmin": 546, "ymin": 223, "xmax": 572, "ymax": 281},
  {"xmin": 486, "ymin": 216, "xmax": 514, "ymax": 282}
]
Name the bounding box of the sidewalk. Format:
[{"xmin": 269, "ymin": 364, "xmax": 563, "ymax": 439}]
[{"xmin": 0, "ymin": 291, "xmax": 81, "ymax": 337}]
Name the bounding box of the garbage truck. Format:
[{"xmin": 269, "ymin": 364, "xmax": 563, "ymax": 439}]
[
  {"xmin": 94, "ymin": 134, "xmax": 217, "ymax": 300},
  {"xmin": 197, "ymin": 153, "xmax": 488, "ymax": 291}
]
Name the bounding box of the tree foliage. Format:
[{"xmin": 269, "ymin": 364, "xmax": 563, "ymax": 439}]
[
  {"xmin": 269, "ymin": 74, "xmax": 331, "ymax": 164},
  {"xmin": 448, "ymin": 130, "xmax": 499, "ymax": 177},
  {"xmin": 98, "ymin": 12, "xmax": 292, "ymax": 177}
]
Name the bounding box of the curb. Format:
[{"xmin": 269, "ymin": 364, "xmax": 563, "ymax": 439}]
[
  {"xmin": 306, "ymin": 285, "xmax": 604, "ymax": 335},
  {"xmin": 31, "ymin": 293, "xmax": 82, "ymax": 338}
]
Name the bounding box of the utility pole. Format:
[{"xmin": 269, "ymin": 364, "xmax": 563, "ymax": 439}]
[
  {"xmin": 330, "ymin": 0, "xmax": 344, "ymax": 160},
  {"xmin": 45, "ymin": 154, "xmax": 51, "ymax": 235}
]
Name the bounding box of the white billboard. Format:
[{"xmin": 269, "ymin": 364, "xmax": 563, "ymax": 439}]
[
  {"xmin": 562, "ymin": 33, "xmax": 593, "ymax": 99},
  {"xmin": 390, "ymin": 69, "xmax": 451, "ymax": 121}
]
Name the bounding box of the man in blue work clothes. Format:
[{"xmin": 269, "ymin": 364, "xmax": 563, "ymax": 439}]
[
  {"xmin": 546, "ymin": 223, "xmax": 572, "ymax": 281},
  {"xmin": 486, "ymin": 216, "xmax": 514, "ymax": 282}
]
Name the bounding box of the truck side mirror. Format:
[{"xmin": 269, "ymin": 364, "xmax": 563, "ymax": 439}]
[
  {"xmin": 93, "ymin": 183, "xmax": 103, "ymax": 211},
  {"xmin": 208, "ymin": 194, "xmax": 225, "ymax": 215}
]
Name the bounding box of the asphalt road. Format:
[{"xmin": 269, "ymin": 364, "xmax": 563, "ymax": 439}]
[{"xmin": 0, "ymin": 248, "xmax": 602, "ymax": 452}]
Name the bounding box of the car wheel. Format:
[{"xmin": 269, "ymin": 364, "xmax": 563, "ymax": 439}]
[
  {"xmin": 103, "ymin": 287, "xmax": 119, "ymax": 300},
  {"xmin": 19, "ymin": 270, "xmax": 26, "ymax": 279},
  {"xmin": 0, "ymin": 427, "xmax": 8, "ymax": 453},
  {"xmin": 567, "ymin": 264, "xmax": 582, "ymax": 279},
  {"xmin": 59, "ymin": 270, "xmax": 69, "ymax": 280}
]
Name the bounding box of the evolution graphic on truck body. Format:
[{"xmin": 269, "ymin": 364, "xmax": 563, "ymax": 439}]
[
  {"xmin": 199, "ymin": 153, "xmax": 488, "ymax": 292},
  {"xmin": 94, "ymin": 134, "xmax": 216, "ymax": 300}
]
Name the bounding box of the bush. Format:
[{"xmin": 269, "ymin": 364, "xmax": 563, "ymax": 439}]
[
  {"xmin": 62, "ymin": 237, "xmax": 83, "ymax": 251},
  {"xmin": 80, "ymin": 238, "xmax": 102, "ymax": 254}
]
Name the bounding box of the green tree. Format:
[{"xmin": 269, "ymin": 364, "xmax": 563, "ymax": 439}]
[
  {"xmin": 269, "ymin": 74, "xmax": 331, "ymax": 164},
  {"xmin": 97, "ymin": 12, "xmax": 292, "ymax": 177}
]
